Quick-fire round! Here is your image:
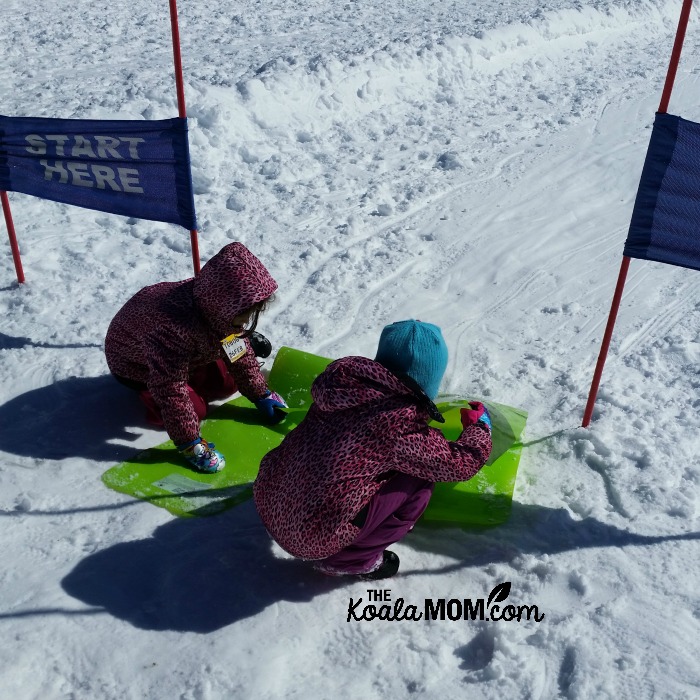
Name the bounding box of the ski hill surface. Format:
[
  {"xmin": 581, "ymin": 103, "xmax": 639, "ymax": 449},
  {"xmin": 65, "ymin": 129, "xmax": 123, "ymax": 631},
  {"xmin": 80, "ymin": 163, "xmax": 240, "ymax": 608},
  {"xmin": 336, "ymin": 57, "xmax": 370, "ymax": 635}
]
[{"xmin": 1, "ymin": 0, "xmax": 699, "ymax": 698}]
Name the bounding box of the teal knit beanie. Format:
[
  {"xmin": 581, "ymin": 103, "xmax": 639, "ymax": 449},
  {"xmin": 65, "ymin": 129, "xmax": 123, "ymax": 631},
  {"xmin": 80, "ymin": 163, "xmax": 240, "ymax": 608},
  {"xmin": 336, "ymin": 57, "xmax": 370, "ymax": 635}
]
[{"xmin": 375, "ymin": 320, "xmax": 448, "ymax": 400}]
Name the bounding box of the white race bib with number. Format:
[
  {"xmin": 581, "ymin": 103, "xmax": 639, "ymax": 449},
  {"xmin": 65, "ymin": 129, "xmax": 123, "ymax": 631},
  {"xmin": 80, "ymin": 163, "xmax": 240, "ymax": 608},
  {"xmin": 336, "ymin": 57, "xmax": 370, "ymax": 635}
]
[{"xmin": 221, "ymin": 333, "xmax": 247, "ymax": 363}]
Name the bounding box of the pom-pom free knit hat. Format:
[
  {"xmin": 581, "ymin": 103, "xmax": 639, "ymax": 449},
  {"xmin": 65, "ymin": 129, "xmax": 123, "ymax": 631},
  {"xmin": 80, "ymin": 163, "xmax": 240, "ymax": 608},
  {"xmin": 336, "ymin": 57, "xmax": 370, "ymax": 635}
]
[{"xmin": 375, "ymin": 320, "xmax": 448, "ymax": 400}]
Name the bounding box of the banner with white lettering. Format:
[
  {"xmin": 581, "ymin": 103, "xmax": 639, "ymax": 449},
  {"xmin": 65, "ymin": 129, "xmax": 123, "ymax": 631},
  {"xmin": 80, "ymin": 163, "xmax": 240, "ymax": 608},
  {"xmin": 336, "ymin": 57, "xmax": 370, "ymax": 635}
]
[{"xmin": 0, "ymin": 115, "xmax": 197, "ymax": 229}]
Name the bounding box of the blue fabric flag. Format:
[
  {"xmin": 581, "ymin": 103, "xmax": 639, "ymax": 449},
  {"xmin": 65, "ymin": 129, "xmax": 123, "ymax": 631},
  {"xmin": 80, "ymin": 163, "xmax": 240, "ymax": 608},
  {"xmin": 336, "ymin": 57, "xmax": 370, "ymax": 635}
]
[
  {"xmin": 0, "ymin": 115, "xmax": 197, "ymax": 230},
  {"xmin": 624, "ymin": 113, "xmax": 700, "ymax": 271}
]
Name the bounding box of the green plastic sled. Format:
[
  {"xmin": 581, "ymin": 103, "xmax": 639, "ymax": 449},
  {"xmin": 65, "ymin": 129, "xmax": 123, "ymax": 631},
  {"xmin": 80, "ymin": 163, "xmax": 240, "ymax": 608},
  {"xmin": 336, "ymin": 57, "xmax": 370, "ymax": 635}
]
[{"xmin": 102, "ymin": 346, "xmax": 527, "ymax": 524}]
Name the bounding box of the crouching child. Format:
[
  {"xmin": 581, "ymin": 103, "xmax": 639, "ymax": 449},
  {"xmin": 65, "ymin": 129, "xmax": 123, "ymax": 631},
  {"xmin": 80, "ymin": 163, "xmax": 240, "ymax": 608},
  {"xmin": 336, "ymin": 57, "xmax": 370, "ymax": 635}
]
[{"xmin": 253, "ymin": 320, "xmax": 492, "ymax": 580}]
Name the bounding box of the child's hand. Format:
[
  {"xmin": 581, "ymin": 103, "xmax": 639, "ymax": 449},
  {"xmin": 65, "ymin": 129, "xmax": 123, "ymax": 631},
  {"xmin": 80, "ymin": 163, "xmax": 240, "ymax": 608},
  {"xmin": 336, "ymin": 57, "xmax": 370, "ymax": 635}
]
[
  {"xmin": 254, "ymin": 390, "xmax": 288, "ymax": 420},
  {"xmin": 460, "ymin": 402, "xmax": 492, "ymax": 433}
]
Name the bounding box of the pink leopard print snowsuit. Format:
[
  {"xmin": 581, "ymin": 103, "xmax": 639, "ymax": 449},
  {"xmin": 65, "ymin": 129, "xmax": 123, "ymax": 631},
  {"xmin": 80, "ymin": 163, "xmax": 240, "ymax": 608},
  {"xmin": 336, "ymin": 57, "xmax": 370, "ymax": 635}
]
[
  {"xmin": 253, "ymin": 356, "xmax": 492, "ymax": 560},
  {"xmin": 105, "ymin": 242, "xmax": 277, "ymax": 446}
]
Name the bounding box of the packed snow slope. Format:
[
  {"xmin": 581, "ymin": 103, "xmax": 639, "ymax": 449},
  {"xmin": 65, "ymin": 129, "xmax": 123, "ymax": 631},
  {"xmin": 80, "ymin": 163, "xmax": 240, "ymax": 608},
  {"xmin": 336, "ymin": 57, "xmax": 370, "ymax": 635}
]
[{"xmin": 1, "ymin": 0, "xmax": 699, "ymax": 698}]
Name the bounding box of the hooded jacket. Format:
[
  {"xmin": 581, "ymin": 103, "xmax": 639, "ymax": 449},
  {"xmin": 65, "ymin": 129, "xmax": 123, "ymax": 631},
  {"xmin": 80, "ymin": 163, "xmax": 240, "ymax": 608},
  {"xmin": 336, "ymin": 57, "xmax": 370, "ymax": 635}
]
[
  {"xmin": 253, "ymin": 356, "xmax": 492, "ymax": 560},
  {"xmin": 105, "ymin": 242, "xmax": 278, "ymax": 445}
]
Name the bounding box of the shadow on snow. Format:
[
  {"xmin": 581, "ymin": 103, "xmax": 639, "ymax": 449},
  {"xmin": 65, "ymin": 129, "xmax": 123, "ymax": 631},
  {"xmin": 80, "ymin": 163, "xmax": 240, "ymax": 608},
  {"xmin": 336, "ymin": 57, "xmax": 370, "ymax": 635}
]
[
  {"xmin": 51, "ymin": 499, "xmax": 700, "ymax": 633},
  {"xmin": 0, "ymin": 373, "xmax": 155, "ymax": 462}
]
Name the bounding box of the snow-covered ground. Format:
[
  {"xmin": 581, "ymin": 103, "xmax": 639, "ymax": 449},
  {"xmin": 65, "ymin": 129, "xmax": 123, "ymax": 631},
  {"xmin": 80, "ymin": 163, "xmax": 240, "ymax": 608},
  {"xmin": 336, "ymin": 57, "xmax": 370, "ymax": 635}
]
[{"xmin": 1, "ymin": 0, "xmax": 699, "ymax": 697}]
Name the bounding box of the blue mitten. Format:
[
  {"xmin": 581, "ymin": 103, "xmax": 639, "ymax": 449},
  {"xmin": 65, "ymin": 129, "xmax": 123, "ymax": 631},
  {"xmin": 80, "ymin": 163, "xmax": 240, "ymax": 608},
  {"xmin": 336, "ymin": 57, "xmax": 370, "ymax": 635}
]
[
  {"xmin": 460, "ymin": 402, "xmax": 492, "ymax": 433},
  {"xmin": 254, "ymin": 390, "xmax": 288, "ymax": 419},
  {"xmin": 478, "ymin": 405, "xmax": 492, "ymax": 432},
  {"xmin": 177, "ymin": 437, "xmax": 225, "ymax": 473}
]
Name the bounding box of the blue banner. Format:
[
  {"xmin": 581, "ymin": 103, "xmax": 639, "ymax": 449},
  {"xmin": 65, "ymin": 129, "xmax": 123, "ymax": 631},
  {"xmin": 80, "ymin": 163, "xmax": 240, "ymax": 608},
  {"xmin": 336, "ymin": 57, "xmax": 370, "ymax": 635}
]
[
  {"xmin": 624, "ymin": 113, "xmax": 700, "ymax": 272},
  {"xmin": 0, "ymin": 115, "xmax": 197, "ymax": 230}
]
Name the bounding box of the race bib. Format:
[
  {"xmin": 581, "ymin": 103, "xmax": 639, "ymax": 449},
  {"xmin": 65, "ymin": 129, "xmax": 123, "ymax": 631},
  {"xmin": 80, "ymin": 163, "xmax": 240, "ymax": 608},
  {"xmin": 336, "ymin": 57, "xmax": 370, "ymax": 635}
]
[{"xmin": 221, "ymin": 333, "xmax": 247, "ymax": 363}]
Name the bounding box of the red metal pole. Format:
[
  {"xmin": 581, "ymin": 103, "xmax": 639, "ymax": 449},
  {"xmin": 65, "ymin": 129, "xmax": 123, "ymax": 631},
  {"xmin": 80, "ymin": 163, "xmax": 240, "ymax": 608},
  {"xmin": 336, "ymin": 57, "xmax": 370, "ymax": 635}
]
[
  {"xmin": 168, "ymin": 0, "xmax": 201, "ymax": 275},
  {"xmin": 658, "ymin": 0, "xmax": 694, "ymax": 114},
  {"xmin": 169, "ymin": 0, "xmax": 187, "ymax": 121},
  {"xmin": 582, "ymin": 256, "xmax": 631, "ymax": 427},
  {"xmin": 582, "ymin": 0, "xmax": 694, "ymax": 427},
  {"xmin": 1, "ymin": 191, "xmax": 25, "ymax": 284}
]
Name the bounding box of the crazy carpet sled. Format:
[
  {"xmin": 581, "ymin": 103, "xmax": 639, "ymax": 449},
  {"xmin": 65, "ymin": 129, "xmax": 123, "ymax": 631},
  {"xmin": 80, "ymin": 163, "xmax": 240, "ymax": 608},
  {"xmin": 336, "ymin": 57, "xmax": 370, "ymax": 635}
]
[{"xmin": 102, "ymin": 347, "xmax": 527, "ymax": 525}]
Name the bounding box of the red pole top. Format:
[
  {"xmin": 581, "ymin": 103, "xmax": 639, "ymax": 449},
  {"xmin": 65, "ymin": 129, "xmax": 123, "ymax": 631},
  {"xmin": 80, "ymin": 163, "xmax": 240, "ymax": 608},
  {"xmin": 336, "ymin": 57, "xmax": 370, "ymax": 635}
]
[
  {"xmin": 658, "ymin": 0, "xmax": 694, "ymax": 114},
  {"xmin": 169, "ymin": 0, "xmax": 188, "ymax": 119},
  {"xmin": 168, "ymin": 0, "xmax": 201, "ymax": 275}
]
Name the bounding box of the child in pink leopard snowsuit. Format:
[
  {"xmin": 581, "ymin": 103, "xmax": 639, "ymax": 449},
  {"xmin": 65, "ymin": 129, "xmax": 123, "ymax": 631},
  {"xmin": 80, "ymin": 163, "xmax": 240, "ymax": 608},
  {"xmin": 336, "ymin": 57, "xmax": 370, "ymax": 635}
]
[
  {"xmin": 105, "ymin": 242, "xmax": 287, "ymax": 473},
  {"xmin": 253, "ymin": 320, "xmax": 493, "ymax": 580}
]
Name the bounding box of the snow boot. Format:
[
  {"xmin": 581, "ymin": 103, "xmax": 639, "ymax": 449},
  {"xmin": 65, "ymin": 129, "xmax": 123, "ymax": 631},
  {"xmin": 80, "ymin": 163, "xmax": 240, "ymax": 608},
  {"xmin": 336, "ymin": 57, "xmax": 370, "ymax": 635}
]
[
  {"xmin": 177, "ymin": 438, "xmax": 225, "ymax": 474},
  {"xmin": 359, "ymin": 551, "xmax": 400, "ymax": 580}
]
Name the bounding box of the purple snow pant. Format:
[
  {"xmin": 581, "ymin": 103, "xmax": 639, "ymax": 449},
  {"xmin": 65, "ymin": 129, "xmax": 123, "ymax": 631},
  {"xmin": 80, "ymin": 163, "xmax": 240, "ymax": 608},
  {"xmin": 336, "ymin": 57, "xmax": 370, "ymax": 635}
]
[{"xmin": 317, "ymin": 472, "xmax": 434, "ymax": 575}]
